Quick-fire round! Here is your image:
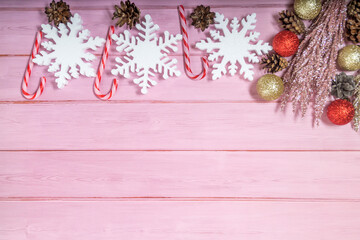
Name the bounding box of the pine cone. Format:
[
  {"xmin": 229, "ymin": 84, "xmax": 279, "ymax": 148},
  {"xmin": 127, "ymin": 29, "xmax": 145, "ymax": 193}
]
[
  {"xmin": 112, "ymin": 0, "xmax": 140, "ymax": 29},
  {"xmin": 331, "ymin": 72, "xmax": 356, "ymax": 99},
  {"xmin": 346, "ymin": 17, "xmax": 360, "ymax": 44},
  {"xmin": 260, "ymin": 53, "xmax": 288, "ymax": 73},
  {"xmin": 278, "ymin": 10, "xmax": 305, "ymax": 35},
  {"xmin": 45, "ymin": 0, "xmax": 71, "ymax": 27},
  {"xmin": 348, "ymin": 0, "xmax": 360, "ymax": 18},
  {"xmin": 190, "ymin": 5, "xmax": 215, "ymax": 32}
]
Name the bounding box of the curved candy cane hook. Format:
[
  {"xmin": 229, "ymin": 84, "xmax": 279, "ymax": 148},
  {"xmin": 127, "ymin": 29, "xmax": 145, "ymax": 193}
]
[
  {"xmin": 178, "ymin": 5, "xmax": 209, "ymax": 80},
  {"xmin": 94, "ymin": 26, "xmax": 119, "ymax": 100},
  {"xmin": 21, "ymin": 31, "xmax": 47, "ymax": 100}
]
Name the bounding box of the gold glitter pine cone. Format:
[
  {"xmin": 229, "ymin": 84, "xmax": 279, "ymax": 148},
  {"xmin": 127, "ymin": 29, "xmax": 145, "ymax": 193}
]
[
  {"xmin": 294, "ymin": 0, "xmax": 322, "ymax": 20},
  {"xmin": 112, "ymin": 0, "xmax": 141, "ymax": 29},
  {"xmin": 278, "ymin": 10, "xmax": 305, "ymax": 35},
  {"xmin": 337, "ymin": 45, "xmax": 360, "ymax": 71},
  {"xmin": 346, "ymin": 17, "xmax": 360, "ymax": 44},
  {"xmin": 348, "ymin": 0, "xmax": 360, "ymax": 18},
  {"xmin": 261, "ymin": 53, "xmax": 288, "ymax": 74},
  {"xmin": 190, "ymin": 5, "xmax": 215, "ymax": 32},
  {"xmin": 45, "ymin": 0, "xmax": 72, "ymax": 27},
  {"xmin": 256, "ymin": 74, "xmax": 284, "ymax": 101}
]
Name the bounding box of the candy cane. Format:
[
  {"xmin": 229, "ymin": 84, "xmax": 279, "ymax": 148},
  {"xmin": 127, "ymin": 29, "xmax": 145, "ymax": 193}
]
[
  {"xmin": 94, "ymin": 26, "xmax": 119, "ymax": 100},
  {"xmin": 21, "ymin": 31, "xmax": 46, "ymax": 100},
  {"xmin": 178, "ymin": 5, "xmax": 209, "ymax": 80}
]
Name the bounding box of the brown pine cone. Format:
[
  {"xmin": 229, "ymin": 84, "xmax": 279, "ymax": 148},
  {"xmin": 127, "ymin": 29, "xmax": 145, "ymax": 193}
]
[
  {"xmin": 348, "ymin": 0, "xmax": 360, "ymax": 18},
  {"xmin": 112, "ymin": 0, "xmax": 141, "ymax": 29},
  {"xmin": 278, "ymin": 10, "xmax": 305, "ymax": 35},
  {"xmin": 190, "ymin": 5, "xmax": 215, "ymax": 32},
  {"xmin": 346, "ymin": 17, "xmax": 360, "ymax": 44},
  {"xmin": 45, "ymin": 0, "xmax": 72, "ymax": 27},
  {"xmin": 261, "ymin": 53, "xmax": 288, "ymax": 73}
]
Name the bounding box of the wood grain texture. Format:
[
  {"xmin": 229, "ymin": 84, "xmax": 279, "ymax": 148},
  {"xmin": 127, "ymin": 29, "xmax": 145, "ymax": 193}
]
[
  {"xmin": 1, "ymin": 201, "xmax": 360, "ymax": 240},
  {"xmin": 0, "ymin": 151, "xmax": 360, "ymax": 199},
  {"xmin": 1, "ymin": 103, "xmax": 359, "ymax": 150},
  {"xmin": 1, "ymin": 0, "xmax": 360, "ymax": 239}
]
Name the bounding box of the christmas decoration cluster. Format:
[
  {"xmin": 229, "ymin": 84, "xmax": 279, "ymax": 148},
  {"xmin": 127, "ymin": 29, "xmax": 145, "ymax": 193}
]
[
  {"xmin": 22, "ymin": 0, "xmax": 360, "ymax": 134},
  {"xmin": 255, "ymin": 0, "xmax": 360, "ymax": 133}
]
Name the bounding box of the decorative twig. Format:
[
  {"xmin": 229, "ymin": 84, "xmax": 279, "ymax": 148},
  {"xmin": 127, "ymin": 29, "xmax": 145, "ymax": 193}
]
[{"xmin": 281, "ymin": 0, "xmax": 346, "ymax": 125}]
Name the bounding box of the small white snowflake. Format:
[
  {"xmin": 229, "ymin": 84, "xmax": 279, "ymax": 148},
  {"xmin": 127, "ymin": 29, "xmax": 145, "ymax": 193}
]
[
  {"xmin": 111, "ymin": 14, "xmax": 182, "ymax": 94},
  {"xmin": 196, "ymin": 12, "xmax": 272, "ymax": 81},
  {"xmin": 33, "ymin": 13, "xmax": 105, "ymax": 88}
]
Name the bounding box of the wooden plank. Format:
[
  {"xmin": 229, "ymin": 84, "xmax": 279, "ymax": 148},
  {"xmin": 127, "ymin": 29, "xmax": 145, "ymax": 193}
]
[
  {"xmin": 0, "ymin": 7, "xmax": 279, "ymax": 54},
  {"xmin": 0, "ymin": 151, "xmax": 360, "ymax": 199},
  {"xmin": 1, "ymin": 201, "xmax": 360, "ymax": 240},
  {"xmin": 0, "ymin": 56, "xmax": 267, "ymax": 101},
  {"xmin": 0, "ymin": 0, "xmax": 290, "ymax": 8},
  {"xmin": 1, "ymin": 103, "xmax": 359, "ymax": 150}
]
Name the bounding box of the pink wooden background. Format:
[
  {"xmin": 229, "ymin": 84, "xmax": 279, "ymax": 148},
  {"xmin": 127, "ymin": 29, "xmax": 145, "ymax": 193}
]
[{"xmin": 1, "ymin": 0, "xmax": 360, "ymax": 239}]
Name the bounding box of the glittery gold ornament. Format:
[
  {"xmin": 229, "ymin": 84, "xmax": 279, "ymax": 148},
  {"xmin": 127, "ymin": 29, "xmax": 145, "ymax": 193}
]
[
  {"xmin": 256, "ymin": 74, "xmax": 284, "ymax": 101},
  {"xmin": 337, "ymin": 45, "xmax": 360, "ymax": 71},
  {"xmin": 294, "ymin": 0, "xmax": 322, "ymax": 20}
]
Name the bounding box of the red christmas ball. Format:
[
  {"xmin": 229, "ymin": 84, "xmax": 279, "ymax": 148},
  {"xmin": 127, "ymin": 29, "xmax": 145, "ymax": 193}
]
[
  {"xmin": 327, "ymin": 99, "xmax": 355, "ymax": 125},
  {"xmin": 272, "ymin": 30, "xmax": 299, "ymax": 57}
]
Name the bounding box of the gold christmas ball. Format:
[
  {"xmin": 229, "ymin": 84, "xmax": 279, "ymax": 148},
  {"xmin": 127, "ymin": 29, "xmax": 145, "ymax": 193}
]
[
  {"xmin": 337, "ymin": 45, "xmax": 360, "ymax": 71},
  {"xmin": 256, "ymin": 74, "xmax": 284, "ymax": 101},
  {"xmin": 294, "ymin": 0, "xmax": 322, "ymax": 20}
]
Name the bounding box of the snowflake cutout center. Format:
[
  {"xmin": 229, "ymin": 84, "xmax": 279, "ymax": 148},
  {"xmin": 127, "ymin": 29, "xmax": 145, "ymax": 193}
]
[
  {"xmin": 131, "ymin": 38, "xmax": 163, "ymax": 71},
  {"xmin": 221, "ymin": 36, "xmax": 248, "ymax": 57},
  {"xmin": 51, "ymin": 36, "xmax": 84, "ymax": 66}
]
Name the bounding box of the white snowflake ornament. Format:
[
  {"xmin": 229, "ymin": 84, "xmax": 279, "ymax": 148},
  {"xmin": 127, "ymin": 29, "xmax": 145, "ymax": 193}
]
[
  {"xmin": 111, "ymin": 14, "xmax": 182, "ymax": 94},
  {"xmin": 33, "ymin": 13, "xmax": 105, "ymax": 88},
  {"xmin": 196, "ymin": 12, "xmax": 272, "ymax": 81}
]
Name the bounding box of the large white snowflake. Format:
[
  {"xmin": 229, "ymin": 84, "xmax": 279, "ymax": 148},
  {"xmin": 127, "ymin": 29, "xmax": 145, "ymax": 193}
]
[
  {"xmin": 33, "ymin": 13, "xmax": 105, "ymax": 88},
  {"xmin": 111, "ymin": 14, "xmax": 182, "ymax": 94},
  {"xmin": 196, "ymin": 12, "xmax": 272, "ymax": 81}
]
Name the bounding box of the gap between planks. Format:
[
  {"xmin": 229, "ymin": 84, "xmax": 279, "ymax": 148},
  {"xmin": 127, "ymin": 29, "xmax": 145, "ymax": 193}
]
[
  {"xmin": 0, "ymin": 150, "xmax": 359, "ymax": 152},
  {"xmin": 1, "ymin": 197, "xmax": 360, "ymax": 202}
]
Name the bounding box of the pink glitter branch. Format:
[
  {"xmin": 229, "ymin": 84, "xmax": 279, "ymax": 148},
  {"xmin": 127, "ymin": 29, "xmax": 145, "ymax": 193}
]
[{"xmin": 281, "ymin": 0, "xmax": 346, "ymax": 125}]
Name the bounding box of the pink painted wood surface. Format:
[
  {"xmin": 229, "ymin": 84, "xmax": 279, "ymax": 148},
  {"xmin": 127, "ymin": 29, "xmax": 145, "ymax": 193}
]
[
  {"xmin": 1, "ymin": 201, "xmax": 360, "ymax": 240},
  {"xmin": 1, "ymin": 103, "xmax": 359, "ymax": 150},
  {"xmin": 1, "ymin": 0, "xmax": 360, "ymax": 239},
  {"xmin": 1, "ymin": 151, "xmax": 360, "ymax": 199}
]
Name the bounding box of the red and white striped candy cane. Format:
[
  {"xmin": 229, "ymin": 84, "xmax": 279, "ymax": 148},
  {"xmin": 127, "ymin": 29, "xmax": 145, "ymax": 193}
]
[
  {"xmin": 94, "ymin": 26, "xmax": 119, "ymax": 100},
  {"xmin": 178, "ymin": 5, "xmax": 209, "ymax": 80},
  {"xmin": 21, "ymin": 31, "xmax": 46, "ymax": 100}
]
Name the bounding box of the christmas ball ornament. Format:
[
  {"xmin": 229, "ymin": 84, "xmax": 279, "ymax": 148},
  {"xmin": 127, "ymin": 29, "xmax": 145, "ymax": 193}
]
[
  {"xmin": 337, "ymin": 45, "xmax": 360, "ymax": 71},
  {"xmin": 327, "ymin": 99, "xmax": 355, "ymax": 125},
  {"xmin": 294, "ymin": 0, "xmax": 322, "ymax": 20},
  {"xmin": 272, "ymin": 30, "xmax": 299, "ymax": 57},
  {"xmin": 256, "ymin": 74, "xmax": 284, "ymax": 101}
]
